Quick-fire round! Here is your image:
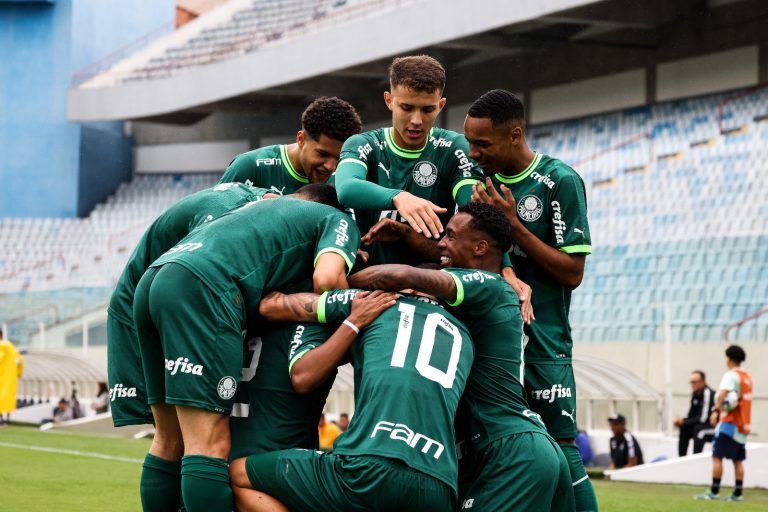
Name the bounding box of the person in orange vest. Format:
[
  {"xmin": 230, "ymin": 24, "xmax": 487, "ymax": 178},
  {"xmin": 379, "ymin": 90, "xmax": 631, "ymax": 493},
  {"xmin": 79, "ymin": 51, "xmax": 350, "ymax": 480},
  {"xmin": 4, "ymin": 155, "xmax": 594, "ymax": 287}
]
[
  {"xmin": 318, "ymin": 413, "xmax": 342, "ymax": 451},
  {"xmin": 0, "ymin": 329, "xmax": 24, "ymax": 426},
  {"xmin": 696, "ymin": 345, "xmax": 752, "ymax": 502}
]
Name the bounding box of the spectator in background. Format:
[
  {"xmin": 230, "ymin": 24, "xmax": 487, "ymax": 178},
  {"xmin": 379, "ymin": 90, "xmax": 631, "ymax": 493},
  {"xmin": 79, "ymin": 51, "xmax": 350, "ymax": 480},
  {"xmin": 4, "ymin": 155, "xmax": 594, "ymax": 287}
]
[
  {"xmin": 338, "ymin": 413, "xmax": 350, "ymax": 432},
  {"xmin": 318, "ymin": 413, "xmax": 342, "ymax": 451},
  {"xmin": 608, "ymin": 414, "xmax": 644, "ymax": 469},
  {"xmin": 674, "ymin": 370, "xmax": 715, "ymax": 456},
  {"xmin": 92, "ymin": 382, "xmax": 110, "ymax": 414},
  {"xmin": 53, "ymin": 398, "xmax": 73, "ymax": 423},
  {"xmin": 0, "ymin": 330, "xmax": 24, "ymax": 426},
  {"xmin": 575, "ymin": 430, "xmax": 594, "ymax": 467},
  {"xmin": 696, "ymin": 345, "xmax": 752, "ymax": 502}
]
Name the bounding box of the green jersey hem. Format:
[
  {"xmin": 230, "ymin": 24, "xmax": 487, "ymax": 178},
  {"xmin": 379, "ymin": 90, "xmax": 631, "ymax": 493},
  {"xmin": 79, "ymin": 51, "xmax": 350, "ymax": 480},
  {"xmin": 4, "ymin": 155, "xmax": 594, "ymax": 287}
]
[
  {"xmin": 494, "ymin": 152, "xmax": 542, "ymax": 184},
  {"xmin": 452, "ymin": 178, "xmax": 480, "ymax": 199},
  {"xmin": 314, "ymin": 247, "xmax": 355, "ymax": 274},
  {"xmin": 441, "ymin": 270, "xmax": 464, "ymax": 307},
  {"xmin": 559, "ymin": 244, "xmax": 592, "ymax": 254},
  {"xmin": 317, "ymin": 291, "xmax": 329, "ymax": 323},
  {"xmin": 280, "ymin": 145, "xmax": 309, "ymax": 184}
]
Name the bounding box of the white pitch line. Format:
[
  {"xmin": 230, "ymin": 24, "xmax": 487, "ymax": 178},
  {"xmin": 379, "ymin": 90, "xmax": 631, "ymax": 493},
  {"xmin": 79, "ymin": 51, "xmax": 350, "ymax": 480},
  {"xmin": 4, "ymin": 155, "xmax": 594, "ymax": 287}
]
[{"xmin": 0, "ymin": 441, "xmax": 143, "ymax": 463}]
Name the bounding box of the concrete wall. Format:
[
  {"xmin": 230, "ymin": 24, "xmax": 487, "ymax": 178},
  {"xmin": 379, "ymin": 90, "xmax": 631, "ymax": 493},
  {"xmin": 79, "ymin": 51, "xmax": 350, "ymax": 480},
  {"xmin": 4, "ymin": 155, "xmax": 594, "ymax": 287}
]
[
  {"xmin": 530, "ymin": 69, "xmax": 646, "ymax": 124},
  {"xmin": 657, "ymin": 46, "xmax": 759, "ymax": 102},
  {"xmin": 134, "ymin": 140, "xmax": 250, "ymax": 174},
  {"xmin": 0, "ymin": 0, "xmax": 174, "ymax": 218}
]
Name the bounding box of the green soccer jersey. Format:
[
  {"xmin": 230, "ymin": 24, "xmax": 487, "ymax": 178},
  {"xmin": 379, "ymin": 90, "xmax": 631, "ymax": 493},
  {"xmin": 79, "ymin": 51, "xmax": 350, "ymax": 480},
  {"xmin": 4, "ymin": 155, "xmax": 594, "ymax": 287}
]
[
  {"xmin": 441, "ymin": 268, "xmax": 548, "ymax": 451},
  {"xmin": 220, "ymin": 144, "xmax": 309, "ymax": 195},
  {"xmin": 229, "ymin": 323, "xmax": 336, "ymax": 460},
  {"xmin": 108, "ymin": 183, "xmax": 261, "ymax": 325},
  {"xmin": 302, "ymin": 290, "xmax": 474, "ymax": 493},
  {"xmin": 335, "ymin": 128, "xmax": 484, "ymax": 265},
  {"xmin": 150, "ymin": 198, "xmax": 360, "ymax": 332},
  {"xmin": 489, "ymin": 153, "xmax": 592, "ymax": 362}
]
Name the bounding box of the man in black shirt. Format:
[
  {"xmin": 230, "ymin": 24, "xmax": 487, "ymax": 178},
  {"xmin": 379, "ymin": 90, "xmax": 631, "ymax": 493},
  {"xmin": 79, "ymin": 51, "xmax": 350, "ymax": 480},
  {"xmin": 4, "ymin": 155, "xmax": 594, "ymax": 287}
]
[
  {"xmin": 608, "ymin": 415, "xmax": 644, "ymax": 469},
  {"xmin": 674, "ymin": 370, "xmax": 715, "ymax": 456}
]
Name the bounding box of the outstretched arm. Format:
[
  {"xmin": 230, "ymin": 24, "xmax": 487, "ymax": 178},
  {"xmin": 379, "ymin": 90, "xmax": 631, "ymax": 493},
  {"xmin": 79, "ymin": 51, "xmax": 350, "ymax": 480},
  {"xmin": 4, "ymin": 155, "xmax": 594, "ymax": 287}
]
[
  {"xmin": 360, "ymin": 219, "xmax": 442, "ymax": 262},
  {"xmin": 290, "ymin": 291, "xmax": 397, "ymax": 393},
  {"xmin": 349, "ymin": 264, "xmax": 458, "ymax": 303},
  {"xmin": 259, "ymin": 292, "xmax": 320, "ymax": 323}
]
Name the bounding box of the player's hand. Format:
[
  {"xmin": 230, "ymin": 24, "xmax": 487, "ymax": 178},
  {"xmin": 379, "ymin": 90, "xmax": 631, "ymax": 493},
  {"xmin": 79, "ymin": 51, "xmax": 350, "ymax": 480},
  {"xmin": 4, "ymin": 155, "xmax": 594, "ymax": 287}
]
[
  {"xmin": 261, "ymin": 192, "xmax": 280, "ymax": 199},
  {"xmin": 502, "ymin": 268, "xmax": 535, "ymax": 324},
  {"xmin": 361, "ymin": 218, "xmax": 412, "ymax": 245},
  {"xmin": 710, "ymin": 410, "xmax": 719, "ymax": 427},
  {"xmin": 392, "ymin": 191, "xmax": 446, "ymax": 239},
  {"xmin": 347, "ymin": 290, "xmax": 398, "ymax": 329},
  {"xmin": 672, "ymin": 417, "xmax": 683, "ymax": 428},
  {"xmin": 356, "ymin": 248, "xmax": 369, "ymax": 264},
  {"xmin": 473, "ymin": 178, "xmax": 518, "ymax": 223}
]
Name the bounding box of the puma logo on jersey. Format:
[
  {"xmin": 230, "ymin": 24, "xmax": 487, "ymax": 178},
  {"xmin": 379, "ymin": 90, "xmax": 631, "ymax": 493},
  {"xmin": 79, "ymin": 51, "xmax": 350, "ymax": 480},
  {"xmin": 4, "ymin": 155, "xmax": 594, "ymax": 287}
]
[
  {"xmin": 551, "ymin": 201, "xmax": 566, "ymax": 244},
  {"xmin": 109, "ymin": 384, "xmax": 137, "ymax": 402},
  {"xmin": 371, "ymin": 421, "xmax": 445, "ymax": 459},
  {"xmin": 574, "ymin": 228, "xmax": 585, "ymax": 236},
  {"xmin": 165, "ymin": 357, "xmax": 204, "ymax": 376},
  {"xmin": 378, "ymin": 162, "xmax": 390, "ymax": 179},
  {"xmin": 562, "ymin": 409, "xmax": 576, "ymax": 423},
  {"xmin": 530, "ymin": 384, "xmax": 572, "ymax": 403},
  {"xmin": 269, "ymin": 185, "xmax": 286, "ymax": 195}
]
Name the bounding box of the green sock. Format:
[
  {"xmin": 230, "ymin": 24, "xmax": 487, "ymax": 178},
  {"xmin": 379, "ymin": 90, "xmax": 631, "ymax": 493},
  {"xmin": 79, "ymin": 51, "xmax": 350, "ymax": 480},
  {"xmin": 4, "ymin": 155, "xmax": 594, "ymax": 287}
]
[
  {"xmin": 140, "ymin": 453, "xmax": 182, "ymax": 512},
  {"xmin": 560, "ymin": 442, "xmax": 599, "ymax": 512},
  {"xmin": 180, "ymin": 455, "xmax": 233, "ymax": 512}
]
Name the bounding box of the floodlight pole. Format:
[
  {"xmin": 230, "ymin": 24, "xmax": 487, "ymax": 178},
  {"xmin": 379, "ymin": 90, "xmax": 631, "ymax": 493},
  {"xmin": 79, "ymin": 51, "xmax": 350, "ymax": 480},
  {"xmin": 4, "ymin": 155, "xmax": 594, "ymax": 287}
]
[{"xmin": 662, "ymin": 303, "xmax": 673, "ymax": 436}]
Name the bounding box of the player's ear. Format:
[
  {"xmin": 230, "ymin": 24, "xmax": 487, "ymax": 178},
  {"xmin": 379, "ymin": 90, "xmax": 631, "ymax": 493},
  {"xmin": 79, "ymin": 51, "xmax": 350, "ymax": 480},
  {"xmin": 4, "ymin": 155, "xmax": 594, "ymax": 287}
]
[
  {"xmin": 510, "ymin": 124, "xmax": 523, "ymax": 145},
  {"xmin": 384, "ymin": 91, "xmax": 393, "ymax": 111},
  {"xmin": 475, "ymin": 239, "xmax": 489, "ymax": 257},
  {"xmin": 297, "ymin": 130, "xmax": 306, "ymax": 148},
  {"xmin": 437, "ymin": 97, "xmax": 447, "ymax": 112}
]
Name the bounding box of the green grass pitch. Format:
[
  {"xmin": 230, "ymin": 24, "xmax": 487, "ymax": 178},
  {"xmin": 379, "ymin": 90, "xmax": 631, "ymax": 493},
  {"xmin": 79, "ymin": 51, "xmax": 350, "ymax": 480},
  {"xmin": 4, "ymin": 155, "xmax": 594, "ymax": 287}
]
[{"xmin": 1, "ymin": 425, "xmax": 767, "ymax": 511}]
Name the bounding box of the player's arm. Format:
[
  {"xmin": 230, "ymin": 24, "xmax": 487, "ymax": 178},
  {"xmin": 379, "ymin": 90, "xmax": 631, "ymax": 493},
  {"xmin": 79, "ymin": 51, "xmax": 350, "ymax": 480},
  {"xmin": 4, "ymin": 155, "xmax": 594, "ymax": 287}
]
[
  {"xmin": 259, "ymin": 292, "xmax": 321, "ymax": 323},
  {"xmin": 709, "ymin": 388, "xmax": 729, "ymax": 426},
  {"xmin": 313, "ymin": 253, "xmax": 349, "ymax": 292},
  {"xmin": 290, "ymin": 291, "xmax": 397, "ymax": 394},
  {"xmin": 360, "ymin": 218, "xmax": 442, "ymax": 262},
  {"xmin": 313, "ymin": 212, "xmax": 361, "ymax": 292},
  {"xmin": 473, "ymin": 178, "xmax": 586, "ymax": 289},
  {"xmin": 349, "ymin": 264, "xmax": 459, "ymax": 304}
]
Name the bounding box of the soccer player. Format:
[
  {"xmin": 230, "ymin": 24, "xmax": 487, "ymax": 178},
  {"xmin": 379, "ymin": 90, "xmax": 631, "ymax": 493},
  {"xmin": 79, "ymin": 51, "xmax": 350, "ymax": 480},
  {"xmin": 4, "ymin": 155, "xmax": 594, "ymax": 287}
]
[
  {"xmin": 108, "ymin": 182, "xmax": 265, "ymax": 437},
  {"xmin": 220, "ymin": 96, "xmax": 362, "ymax": 191},
  {"xmin": 467, "ymin": 89, "xmax": 597, "ymax": 511},
  {"xmin": 229, "ymin": 288, "xmax": 474, "ymax": 511},
  {"xmin": 133, "ymin": 184, "xmax": 359, "ymax": 512},
  {"xmin": 697, "ymin": 345, "xmax": 753, "ymax": 502},
  {"xmin": 334, "ymin": 55, "xmax": 485, "ymax": 265},
  {"xmin": 349, "ymin": 202, "xmax": 573, "ymax": 511}
]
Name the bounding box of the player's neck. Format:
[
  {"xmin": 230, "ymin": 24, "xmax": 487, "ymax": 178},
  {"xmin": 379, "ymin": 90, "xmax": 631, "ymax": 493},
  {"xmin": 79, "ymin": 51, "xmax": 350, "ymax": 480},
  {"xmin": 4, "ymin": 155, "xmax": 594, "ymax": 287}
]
[
  {"xmin": 286, "ymin": 142, "xmax": 305, "ymax": 176},
  {"xmin": 390, "ymin": 126, "xmax": 430, "ymax": 152},
  {"xmin": 503, "ymin": 144, "xmax": 536, "ymax": 176},
  {"xmin": 472, "ymin": 255, "xmax": 502, "ymax": 275}
]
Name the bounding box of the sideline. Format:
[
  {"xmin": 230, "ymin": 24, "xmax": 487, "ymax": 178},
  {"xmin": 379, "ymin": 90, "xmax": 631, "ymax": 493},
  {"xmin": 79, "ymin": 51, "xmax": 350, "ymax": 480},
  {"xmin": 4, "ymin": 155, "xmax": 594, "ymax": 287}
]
[{"xmin": 0, "ymin": 441, "xmax": 143, "ymax": 463}]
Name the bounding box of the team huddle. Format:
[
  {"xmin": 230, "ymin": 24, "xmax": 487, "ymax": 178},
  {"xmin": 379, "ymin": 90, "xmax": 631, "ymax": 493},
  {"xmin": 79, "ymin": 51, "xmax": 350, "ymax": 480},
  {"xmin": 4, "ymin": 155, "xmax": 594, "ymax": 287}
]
[{"xmin": 107, "ymin": 55, "xmax": 595, "ymax": 511}]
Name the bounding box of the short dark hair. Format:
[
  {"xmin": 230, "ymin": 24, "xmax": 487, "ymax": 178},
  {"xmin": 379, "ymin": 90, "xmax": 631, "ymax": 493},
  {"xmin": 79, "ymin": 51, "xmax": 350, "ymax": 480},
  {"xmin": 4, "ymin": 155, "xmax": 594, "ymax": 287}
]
[
  {"xmin": 301, "ymin": 96, "xmax": 362, "ymax": 142},
  {"xmin": 293, "ymin": 183, "xmax": 343, "ymax": 210},
  {"xmin": 725, "ymin": 345, "xmax": 746, "ymax": 364},
  {"xmin": 467, "ymin": 89, "xmax": 526, "ymax": 127},
  {"xmin": 389, "ymin": 55, "xmax": 446, "ymax": 94},
  {"xmin": 457, "ymin": 202, "xmax": 513, "ymax": 251},
  {"xmin": 691, "ymin": 370, "xmax": 706, "ymax": 382},
  {"xmin": 340, "ymin": 413, "xmax": 349, "ymax": 419}
]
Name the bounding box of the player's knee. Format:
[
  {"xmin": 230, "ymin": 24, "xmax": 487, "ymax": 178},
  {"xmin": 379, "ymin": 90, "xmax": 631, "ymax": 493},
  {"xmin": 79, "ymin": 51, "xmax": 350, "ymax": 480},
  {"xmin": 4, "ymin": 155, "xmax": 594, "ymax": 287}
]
[{"xmin": 229, "ymin": 458, "xmax": 251, "ymax": 489}]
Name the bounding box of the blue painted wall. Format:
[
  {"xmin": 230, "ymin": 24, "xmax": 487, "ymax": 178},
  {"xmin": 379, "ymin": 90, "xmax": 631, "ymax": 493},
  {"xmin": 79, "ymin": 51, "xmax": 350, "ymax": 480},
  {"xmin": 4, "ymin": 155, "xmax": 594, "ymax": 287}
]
[{"xmin": 0, "ymin": 0, "xmax": 175, "ymax": 218}]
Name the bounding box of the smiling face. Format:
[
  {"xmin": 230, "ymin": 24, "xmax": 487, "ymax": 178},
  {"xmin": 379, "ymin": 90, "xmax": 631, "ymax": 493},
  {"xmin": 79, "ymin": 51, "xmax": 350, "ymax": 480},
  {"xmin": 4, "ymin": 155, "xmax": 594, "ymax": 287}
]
[
  {"xmin": 385, "ymin": 85, "xmax": 446, "ymax": 150},
  {"xmin": 296, "ymin": 132, "xmax": 344, "ymax": 183},
  {"xmin": 463, "ymin": 115, "xmax": 519, "ymax": 174},
  {"xmin": 438, "ymin": 213, "xmax": 481, "ymax": 268}
]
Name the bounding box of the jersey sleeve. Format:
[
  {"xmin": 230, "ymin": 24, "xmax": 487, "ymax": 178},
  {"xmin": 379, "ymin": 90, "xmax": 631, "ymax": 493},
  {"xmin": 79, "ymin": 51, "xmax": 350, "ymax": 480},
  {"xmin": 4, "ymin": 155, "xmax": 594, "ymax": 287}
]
[
  {"xmin": 316, "ymin": 289, "xmax": 364, "ymax": 325},
  {"xmin": 288, "ymin": 323, "xmax": 334, "ymax": 373},
  {"xmin": 440, "ymin": 269, "xmax": 507, "ymax": 317},
  {"xmin": 550, "ymin": 173, "xmax": 592, "ymax": 254},
  {"xmin": 219, "ymin": 153, "xmax": 256, "ymax": 184},
  {"xmin": 718, "ymin": 371, "xmax": 739, "ymax": 393},
  {"xmin": 314, "ymin": 212, "xmax": 360, "ymax": 274},
  {"xmin": 335, "ymin": 134, "xmax": 401, "ymax": 210},
  {"xmin": 447, "ymin": 136, "xmax": 484, "ymax": 205}
]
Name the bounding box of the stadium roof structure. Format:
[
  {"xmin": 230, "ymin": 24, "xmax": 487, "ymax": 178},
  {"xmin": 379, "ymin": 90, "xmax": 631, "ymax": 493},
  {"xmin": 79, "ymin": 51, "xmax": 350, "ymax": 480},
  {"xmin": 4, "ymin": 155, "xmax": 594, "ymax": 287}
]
[
  {"xmin": 573, "ymin": 355, "xmax": 661, "ymax": 402},
  {"xmin": 18, "ymin": 350, "xmax": 106, "ymax": 399},
  {"xmin": 69, "ymin": 0, "xmax": 717, "ymax": 122}
]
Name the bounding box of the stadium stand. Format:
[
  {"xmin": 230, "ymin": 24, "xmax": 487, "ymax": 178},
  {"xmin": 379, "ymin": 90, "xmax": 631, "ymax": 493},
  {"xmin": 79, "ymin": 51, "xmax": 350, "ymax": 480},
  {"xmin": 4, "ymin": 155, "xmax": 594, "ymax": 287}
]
[
  {"xmin": 81, "ymin": 0, "xmax": 413, "ymax": 87},
  {"xmin": 2, "ymin": 86, "xmax": 766, "ymax": 347},
  {"xmin": 528, "ymin": 86, "xmax": 768, "ymax": 344}
]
